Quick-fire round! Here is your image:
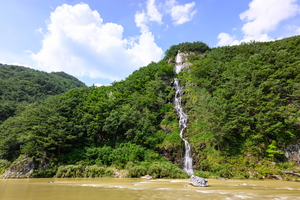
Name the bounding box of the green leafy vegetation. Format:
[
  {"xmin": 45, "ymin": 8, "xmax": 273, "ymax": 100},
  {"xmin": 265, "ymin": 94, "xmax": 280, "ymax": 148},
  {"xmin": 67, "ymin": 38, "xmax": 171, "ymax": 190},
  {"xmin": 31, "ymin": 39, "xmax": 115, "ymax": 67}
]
[
  {"xmin": 0, "ymin": 64, "xmax": 86, "ymax": 123},
  {"xmin": 55, "ymin": 165, "xmax": 115, "ymax": 178},
  {"xmin": 183, "ymin": 36, "xmax": 300, "ymax": 179},
  {"xmin": 0, "ymin": 159, "xmax": 11, "ymax": 174},
  {"xmin": 1, "ymin": 36, "xmax": 300, "ymax": 179},
  {"xmin": 164, "ymin": 41, "xmax": 210, "ymax": 63},
  {"xmin": 128, "ymin": 161, "xmax": 188, "ymax": 179}
]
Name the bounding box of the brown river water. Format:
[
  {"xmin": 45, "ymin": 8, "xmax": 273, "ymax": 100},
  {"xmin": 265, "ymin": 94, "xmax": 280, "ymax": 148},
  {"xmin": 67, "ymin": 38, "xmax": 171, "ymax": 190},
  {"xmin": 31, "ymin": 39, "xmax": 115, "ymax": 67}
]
[{"xmin": 1, "ymin": 178, "xmax": 300, "ymax": 200}]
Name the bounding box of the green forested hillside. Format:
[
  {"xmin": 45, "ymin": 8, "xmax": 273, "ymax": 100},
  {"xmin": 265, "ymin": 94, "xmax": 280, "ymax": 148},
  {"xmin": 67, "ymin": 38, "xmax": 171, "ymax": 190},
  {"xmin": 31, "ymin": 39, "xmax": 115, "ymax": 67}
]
[
  {"xmin": 0, "ymin": 37, "xmax": 300, "ymax": 179},
  {"xmin": 183, "ymin": 36, "xmax": 300, "ymax": 178},
  {"xmin": 0, "ymin": 65, "xmax": 86, "ymax": 123}
]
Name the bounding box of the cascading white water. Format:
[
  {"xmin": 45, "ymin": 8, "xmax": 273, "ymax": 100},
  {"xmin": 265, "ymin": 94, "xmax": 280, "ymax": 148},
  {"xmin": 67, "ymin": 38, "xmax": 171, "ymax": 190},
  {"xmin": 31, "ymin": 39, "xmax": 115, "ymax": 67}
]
[{"xmin": 174, "ymin": 52, "xmax": 194, "ymax": 176}]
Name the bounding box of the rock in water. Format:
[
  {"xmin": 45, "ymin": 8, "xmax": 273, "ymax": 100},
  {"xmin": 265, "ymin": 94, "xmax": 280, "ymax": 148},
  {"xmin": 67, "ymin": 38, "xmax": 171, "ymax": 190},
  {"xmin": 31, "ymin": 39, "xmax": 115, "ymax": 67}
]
[
  {"xmin": 190, "ymin": 175, "xmax": 208, "ymax": 187},
  {"xmin": 141, "ymin": 175, "xmax": 152, "ymax": 180}
]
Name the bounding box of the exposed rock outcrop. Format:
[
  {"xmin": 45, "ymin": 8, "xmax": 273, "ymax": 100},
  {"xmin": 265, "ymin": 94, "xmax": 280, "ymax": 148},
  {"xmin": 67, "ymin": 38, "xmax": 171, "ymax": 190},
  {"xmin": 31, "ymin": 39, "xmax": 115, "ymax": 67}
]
[
  {"xmin": 174, "ymin": 51, "xmax": 192, "ymax": 73},
  {"xmin": 1, "ymin": 155, "xmax": 48, "ymax": 178},
  {"xmin": 283, "ymin": 170, "xmax": 300, "ymax": 177},
  {"xmin": 141, "ymin": 175, "xmax": 152, "ymax": 180},
  {"xmin": 285, "ymin": 142, "xmax": 300, "ymax": 163}
]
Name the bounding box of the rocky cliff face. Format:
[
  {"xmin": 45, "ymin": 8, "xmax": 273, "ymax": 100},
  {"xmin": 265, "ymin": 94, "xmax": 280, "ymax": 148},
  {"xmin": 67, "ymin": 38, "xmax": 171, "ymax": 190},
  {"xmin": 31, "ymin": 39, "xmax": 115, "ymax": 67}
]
[
  {"xmin": 1, "ymin": 155, "xmax": 48, "ymax": 178},
  {"xmin": 285, "ymin": 141, "xmax": 300, "ymax": 165},
  {"xmin": 174, "ymin": 51, "xmax": 192, "ymax": 73}
]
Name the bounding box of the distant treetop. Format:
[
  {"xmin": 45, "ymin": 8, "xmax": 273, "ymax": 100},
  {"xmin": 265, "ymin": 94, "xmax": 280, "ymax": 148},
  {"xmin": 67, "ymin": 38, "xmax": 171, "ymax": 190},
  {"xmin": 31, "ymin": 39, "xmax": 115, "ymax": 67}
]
[{"xmin": 164, "ymin": 41, "xmax": 211, "ymax": 62}]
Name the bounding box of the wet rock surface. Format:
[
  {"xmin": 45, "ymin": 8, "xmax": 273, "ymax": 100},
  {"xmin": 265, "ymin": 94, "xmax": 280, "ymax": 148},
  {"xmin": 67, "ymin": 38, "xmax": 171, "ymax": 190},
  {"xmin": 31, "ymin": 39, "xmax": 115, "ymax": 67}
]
[
  {"xmin": 189, "ymin": 175, "xmax": 208, "ymax": 187},
  {"xmin": 141, "ymin": 175, "xmax": 152, "ymax": 180}
]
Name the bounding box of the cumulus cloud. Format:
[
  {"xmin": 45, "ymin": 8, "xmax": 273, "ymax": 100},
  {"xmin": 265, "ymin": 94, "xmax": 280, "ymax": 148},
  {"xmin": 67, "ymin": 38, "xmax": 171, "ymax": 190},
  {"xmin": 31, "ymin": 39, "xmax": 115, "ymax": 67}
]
[
  {"xmin": 147, "ymin": 0, "xmax": 163, "ymax": 24},
  {"xmin": 135, "ymin": 11, "xmax": 150, "ymax": 32},
  {"xmin": 240, "ymin": 0, "xmax": 300, "ymax": 41},
  {"xmin": 135, "ymin": 0, "xmax": 163, "ymax": 31},
  {"xmin": 165, "ymin": 0, "xmax": 197, "ymax": 25},
  {"xmin": 217, "ymin": 33, "xmax": 239, "ymax": 46},
  {"xmin": 217, "ymin": 0, "xmax": 300, "ymax": 46},
  {"xmin": 31, "ymin": 3, "xmax": 163, "ymax": 82},
  {"xmin": 135, "ymin": 0, "xmax": 197, "ymax": 29}
]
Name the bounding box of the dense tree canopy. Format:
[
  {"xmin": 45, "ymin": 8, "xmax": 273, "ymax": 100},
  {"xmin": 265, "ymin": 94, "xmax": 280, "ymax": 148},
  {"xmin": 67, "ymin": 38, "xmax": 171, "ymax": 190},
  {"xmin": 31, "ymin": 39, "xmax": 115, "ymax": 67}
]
[
  {"xmin": 164, "ymin": 41, "xmax": 211, "ymax": 62},
  {"xmin": 0, "ymin": 61, "xmax": 176, "ymax": 164},
  {"xmin": 0, "ymin": 64, "xmax": 86, "ymax": 123},
  {"xmin": 1, "ymin": 36, "xmax": 300, "ymax": 179}
]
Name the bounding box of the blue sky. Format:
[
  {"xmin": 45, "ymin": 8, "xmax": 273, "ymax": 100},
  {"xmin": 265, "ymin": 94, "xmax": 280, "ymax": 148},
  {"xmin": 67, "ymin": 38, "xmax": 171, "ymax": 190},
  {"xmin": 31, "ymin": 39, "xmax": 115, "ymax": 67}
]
[{"xmin": 0, "ymin": 0, "xmax": 299, "ymax": 86}]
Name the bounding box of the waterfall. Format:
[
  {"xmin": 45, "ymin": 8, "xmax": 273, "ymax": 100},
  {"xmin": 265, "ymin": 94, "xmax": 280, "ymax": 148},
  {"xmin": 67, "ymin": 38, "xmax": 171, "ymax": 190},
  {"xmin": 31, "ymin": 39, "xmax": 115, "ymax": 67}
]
[{"xmin": 174, "ymin": 52, "xmax": 194, "ymax": 176}]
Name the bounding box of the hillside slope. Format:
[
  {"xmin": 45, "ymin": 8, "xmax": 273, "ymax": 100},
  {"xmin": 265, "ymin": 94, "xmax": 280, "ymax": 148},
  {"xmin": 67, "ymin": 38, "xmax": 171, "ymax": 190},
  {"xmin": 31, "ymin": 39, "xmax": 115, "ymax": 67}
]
[
  {"xmin": 1, "ymin": 37, "xmax": 300, "ymax": 179},
  {"xmin": 0, "ymin": 64, "xmax": 86, "ymax": 123},
  {"xmin": 179, "ymin": 36, "xmax": 300, "ymax": 178}
]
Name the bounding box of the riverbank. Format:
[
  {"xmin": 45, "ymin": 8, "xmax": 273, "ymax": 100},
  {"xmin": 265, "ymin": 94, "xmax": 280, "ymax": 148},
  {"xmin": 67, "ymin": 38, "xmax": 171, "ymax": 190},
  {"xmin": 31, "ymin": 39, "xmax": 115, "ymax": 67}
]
[{"xmin": 1, "ymin": 156, "xmax": 300, "ymax": 181}]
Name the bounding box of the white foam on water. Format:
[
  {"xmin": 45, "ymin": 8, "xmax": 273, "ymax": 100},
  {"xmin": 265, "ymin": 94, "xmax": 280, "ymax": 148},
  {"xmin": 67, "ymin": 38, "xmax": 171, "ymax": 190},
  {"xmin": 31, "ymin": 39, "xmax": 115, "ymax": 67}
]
[
  {"xmin": 275, "ymin": 187, "xmax": 300, "ymax": 191},
  {"xmin": 234, "ymin": 194, "xmax": 253, "ymax": 199},
  {"xmin": 195, "ymin": 190, "xmax": 213, "ymax": 193},
  {"xmin": 82, "ymin": 184, "xmax": 100, "ymax": 187},
  {"xmin": 219, "ymin": 192, "xmax": 229, "ymax": 194},
  {"xmin": 157, "ymin": 188, "xmax": 175, "ymax": 191},
  {"xmin": 170, "ymin": 180, "xmax": 187, "ymax": 183}
]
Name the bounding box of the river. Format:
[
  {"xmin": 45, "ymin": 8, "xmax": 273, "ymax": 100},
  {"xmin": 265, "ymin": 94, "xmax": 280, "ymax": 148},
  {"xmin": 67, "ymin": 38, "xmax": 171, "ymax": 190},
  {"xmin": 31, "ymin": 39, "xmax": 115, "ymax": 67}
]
[{"xmin": 1, "ymin": 178, "xmax": 300, "ymax": 200}]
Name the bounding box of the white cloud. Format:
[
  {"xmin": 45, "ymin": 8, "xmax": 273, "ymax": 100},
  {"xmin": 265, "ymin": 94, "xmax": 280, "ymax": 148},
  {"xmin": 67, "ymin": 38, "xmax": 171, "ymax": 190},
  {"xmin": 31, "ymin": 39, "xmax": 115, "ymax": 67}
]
[
  {"xmin": 217, "ymin": 33, "xmax": 239, "ymax": 46},
  {"xmin": 31, "ymin": 3, "xmax": 163, "ymax": 82},
  {"xmin": 135, "ymin": 0, "xmax": 197, "ymax": 29},
  {"xmin": 164, "ymin": 24, "xmax": 169, "ymax": 31},
  {"xmin": 165, "ymin": 0, "xmax": 197, "ymax": 25},
  {"xmin": 217, "ymin": 0, "xmax": 300, "ymax": 46},
  {"xmin": 284, "ymin": 24, "xmax": 300, "ymax": 36},
  {"xmin": 0, "ymin": 51, "xmax": 34, "ymax": 69},
  {"xmin": 240, "ymin": 0, "xmax": 300, "ymax": 41},
  {"xmin": 135, "ymin": 0, "xmax": 163, "ymax": 31},
  {"xmin": 135, "ymin": 11, "xmax": 149, "ymax": 33},
  {"xmin": 0, "ymin": 61, "xmax": 33, "ymax": 69},
  {"xmin": 94, "ymin": 83, "xmax": 103, "ymax": 87},
  {"xmin": 36, "ymin": 28, "xmax": 43, "ymax": 34},
  {"xmin": 147, "ymin": 0, "xmax": 163, "ymax": 24}
]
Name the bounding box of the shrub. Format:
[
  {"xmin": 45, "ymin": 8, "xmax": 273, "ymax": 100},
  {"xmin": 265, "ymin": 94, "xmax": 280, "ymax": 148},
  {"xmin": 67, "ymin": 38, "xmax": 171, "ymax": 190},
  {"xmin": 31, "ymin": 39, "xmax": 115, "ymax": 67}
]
[
  {"xmin": 0, "ymin": 159, "xmax": 11, "ymax": 174},
  {"xmin": 84, "ymin": 165, "xmax": 114, "ymax": 178},
  {"xmin": 147, "ymin": 162, "xmax": 188, "ymax": 179},
  {"xmin": 194, "ymin": 170, "xmax": 212, "ymax": 179},
  {"xmin": 55, "ymin": 164, "xmax": 114, "ymax": 178},
  {"xmin": 125, "ymin": 161, "xmax": 135, "ymax": 170},
  {"xmin": 0, "ymin": 159, "xmax": 11, "ymax": 168},
  {"xmin": 128, "ymin": 166, "xmax": 147, "ymax": 177},
  {"xmin": 32, "ymin": 167, "xmax": 57, "ymax": 178}
]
